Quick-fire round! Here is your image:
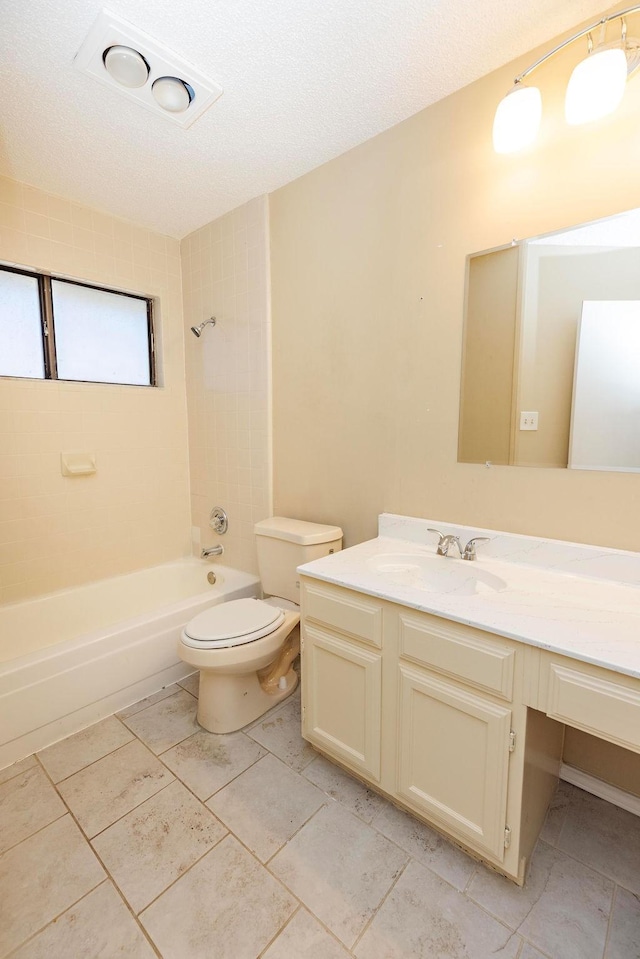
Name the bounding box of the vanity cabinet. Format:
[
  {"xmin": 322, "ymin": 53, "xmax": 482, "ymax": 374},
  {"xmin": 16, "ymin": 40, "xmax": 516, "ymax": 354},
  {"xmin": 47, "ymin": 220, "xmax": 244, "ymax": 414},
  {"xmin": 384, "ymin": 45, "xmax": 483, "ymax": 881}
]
[
  {"xmin": 301, "ymin": 581, "xmax": 383, "ymax": 781},
  {"xmin": 303, "ymin": 624, "xmax": 382, "ymax": 781},
  {"xmin": 300, "ymin": 577, "xmax": 563, "ymax": 884},
  {"xmin": 397, "ymin": 665, "xmax": 512, "ymax": 860}
]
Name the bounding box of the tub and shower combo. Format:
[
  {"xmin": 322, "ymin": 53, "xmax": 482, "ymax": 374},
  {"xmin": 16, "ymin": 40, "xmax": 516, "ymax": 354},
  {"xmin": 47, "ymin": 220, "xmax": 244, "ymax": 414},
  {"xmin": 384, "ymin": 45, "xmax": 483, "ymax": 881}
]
[{"xmin": 0, "ymin": 560, "xmax": 259, "ymax": 769}]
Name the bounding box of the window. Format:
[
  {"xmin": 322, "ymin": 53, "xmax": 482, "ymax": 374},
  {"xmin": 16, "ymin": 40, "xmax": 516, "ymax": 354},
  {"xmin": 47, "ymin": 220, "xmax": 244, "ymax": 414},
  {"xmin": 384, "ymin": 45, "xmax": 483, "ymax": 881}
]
[{"xmin": 0, "ymin": 266, "xmax": 156, "ymax": 386}]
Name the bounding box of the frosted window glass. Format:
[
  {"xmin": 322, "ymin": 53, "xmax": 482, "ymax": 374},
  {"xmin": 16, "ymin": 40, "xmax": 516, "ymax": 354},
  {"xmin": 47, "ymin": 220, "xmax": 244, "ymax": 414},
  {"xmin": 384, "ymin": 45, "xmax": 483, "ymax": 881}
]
[
  {"xmin": 52, "ymin": 281, "xmax": 150, "ymax": 386},
  {"xmin": 0, "ymin": 270, "xmax": 45, "ymax": 378}
]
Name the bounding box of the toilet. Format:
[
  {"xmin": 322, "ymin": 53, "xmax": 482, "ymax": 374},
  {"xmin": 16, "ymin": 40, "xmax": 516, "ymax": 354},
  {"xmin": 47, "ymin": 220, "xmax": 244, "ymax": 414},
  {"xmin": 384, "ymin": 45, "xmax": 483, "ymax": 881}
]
[{"xmin": 179, "ymin": 517, "xmax": 343, "ymax": 733}]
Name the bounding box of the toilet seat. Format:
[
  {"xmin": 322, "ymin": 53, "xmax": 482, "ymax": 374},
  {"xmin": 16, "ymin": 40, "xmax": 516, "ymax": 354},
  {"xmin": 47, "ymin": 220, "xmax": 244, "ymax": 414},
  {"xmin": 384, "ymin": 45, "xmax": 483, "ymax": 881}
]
[{"xmin": 181, "ymin": 598, "xmax": 286, "ymax": 650}]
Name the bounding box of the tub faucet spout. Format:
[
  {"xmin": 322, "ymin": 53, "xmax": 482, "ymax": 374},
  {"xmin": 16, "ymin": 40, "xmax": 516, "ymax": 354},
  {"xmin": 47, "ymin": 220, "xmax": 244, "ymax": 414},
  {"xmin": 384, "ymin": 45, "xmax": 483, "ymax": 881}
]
[{"xmin": 201, "ymin": 545, "xmax": 224, "ymax": 559}]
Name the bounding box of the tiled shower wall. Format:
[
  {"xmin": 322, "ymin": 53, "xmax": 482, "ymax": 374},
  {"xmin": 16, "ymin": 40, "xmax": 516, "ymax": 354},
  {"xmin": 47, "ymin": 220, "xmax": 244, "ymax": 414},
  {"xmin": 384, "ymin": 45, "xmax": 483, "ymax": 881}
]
[
  {"xmin": 181, "ymin": 197, "xmax": 271, "ymax": 574},
  {"xmin": 0, "ymin": 175, "xmax": 191, "ymax": 609}
]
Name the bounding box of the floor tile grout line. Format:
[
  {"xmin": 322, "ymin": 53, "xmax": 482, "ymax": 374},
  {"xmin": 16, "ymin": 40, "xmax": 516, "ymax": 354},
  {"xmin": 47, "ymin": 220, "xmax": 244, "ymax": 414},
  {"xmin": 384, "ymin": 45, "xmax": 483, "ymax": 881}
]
[
  {"xmin": 156, "ymin": 731, "xmax": 269, "ymax": 804},
  {"xmin": 0, "ymin": 808, "xmax": 68, "ymax": 858},
  {"xmin": 133, "ymin": 827, "xmax": 312, "ymax": 948},
  {"xmin": 261, "ymin": 798, "xmax": 332, "ymax": 868},
  {"xmin": 349, "ymin": 856, "xmax": 412, "ymax": 953},
  {"xmin": 34, "ymin": 712, "xmax": 137, "ymax": 780},
  {"xmin": 116, "ymin": 683, "xmax": 191, "ymax": 721},
  {"xmin": 134, "ymin": 827, "xmax": 231, "ymax": 920},
  {"xmin": 0, "ymin": 758, "xmax": 70, "ymax": 857},
  {"xmin": 5, "ymin": 693, "xmax": 633, "ymax": 959},
  {"xmin": 40, "ymin": 730, "xmax": 138, "ymax": 787},
  {"xmin": 0, "ymin": 758, "xmax": 37, "ymax": 788},
  {"xmin": 2, "ymin": 877, "xmax": 113, "ymax": 959},
  {"xmin": 256, "ymin": 904, "xmax": 304, "ymax": 959},
  {"xmin": 86, "ymin": 776, "xmax": 179, "ymax": 843},
  {"xmin": 36, "ymin": 752, "xmax": 175, "ymax": 959},
  {"xmin": 543, "ymin": 838, "xmax": 637, "ymax": 897},
  {"xmin": 601, "ymin": 881, "xmax": 619, "ymax": 959}
]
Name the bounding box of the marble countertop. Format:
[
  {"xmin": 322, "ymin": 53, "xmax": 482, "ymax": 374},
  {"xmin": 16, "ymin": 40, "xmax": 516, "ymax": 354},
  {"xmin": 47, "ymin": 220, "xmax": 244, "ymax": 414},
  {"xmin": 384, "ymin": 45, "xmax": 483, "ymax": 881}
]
[{"xmin": 298, "ymin": 514, "xmax": 640, "ymax": 679}]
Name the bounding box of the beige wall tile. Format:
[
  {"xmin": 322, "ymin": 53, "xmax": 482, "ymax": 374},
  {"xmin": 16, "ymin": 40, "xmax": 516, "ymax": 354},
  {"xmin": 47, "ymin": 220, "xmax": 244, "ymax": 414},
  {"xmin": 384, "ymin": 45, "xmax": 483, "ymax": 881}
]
[
  {"xmin": 0, "ymin": 176, "xmax": 191, "ymax": 612},
  {"xmin": 181, "ymin": 194, "xmax": 271, "ymax": 574}
]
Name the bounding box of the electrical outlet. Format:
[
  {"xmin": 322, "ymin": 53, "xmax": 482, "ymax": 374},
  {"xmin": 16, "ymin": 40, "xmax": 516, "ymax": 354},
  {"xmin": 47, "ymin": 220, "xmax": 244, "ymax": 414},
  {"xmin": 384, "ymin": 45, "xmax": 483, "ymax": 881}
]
[{"xmin": 520, "ymin": 411, "xmax": 539, "ymax": 431}]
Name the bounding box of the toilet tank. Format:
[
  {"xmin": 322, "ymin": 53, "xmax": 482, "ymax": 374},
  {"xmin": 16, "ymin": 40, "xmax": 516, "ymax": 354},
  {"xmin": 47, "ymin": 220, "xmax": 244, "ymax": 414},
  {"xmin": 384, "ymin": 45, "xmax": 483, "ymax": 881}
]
[{"xmin": 255, "ymin": 517, "xmax": 343, "ymax": 603}]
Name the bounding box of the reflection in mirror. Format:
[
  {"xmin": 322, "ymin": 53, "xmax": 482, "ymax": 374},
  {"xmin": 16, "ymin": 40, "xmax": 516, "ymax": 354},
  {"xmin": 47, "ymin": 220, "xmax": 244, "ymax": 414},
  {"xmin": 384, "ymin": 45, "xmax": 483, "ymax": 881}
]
[{"xmin": 458, "ymin": 209, "xmax": 640, "ymax": 471}]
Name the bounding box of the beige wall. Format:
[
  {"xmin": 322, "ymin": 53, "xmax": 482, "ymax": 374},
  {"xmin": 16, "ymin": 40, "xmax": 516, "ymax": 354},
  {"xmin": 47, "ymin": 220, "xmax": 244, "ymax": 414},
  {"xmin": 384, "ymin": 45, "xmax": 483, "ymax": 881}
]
[
  {"xmin": 270, "ymin": 11, "xmax": 640, "ymax": 791},
  {"xmin": 564, "ymin": 728, "xmax": 640, "ymax": 799},
  {"xmin": 0, "ymin": 175, "xmax": 191, "ymax": 605},
  {"xmin": 181, "ymin": 197, "xmax": 271, "ymax": 574},
  {"xmin": 270, "ymin": 13, "xmax": 640, "ymax": 553},
  {"xmin": 515, "ymin": 243, "xmax": 640, "ymax": 467},
  {"xmin": 459, "ymin": 246, "xmax": 519, "ymax": 466}
]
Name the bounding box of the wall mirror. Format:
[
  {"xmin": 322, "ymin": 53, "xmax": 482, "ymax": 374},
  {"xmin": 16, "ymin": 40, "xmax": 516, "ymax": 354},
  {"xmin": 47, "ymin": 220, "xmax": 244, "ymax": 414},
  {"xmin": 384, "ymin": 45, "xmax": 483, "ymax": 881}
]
[{"xmin": 458, "ymin": 208, "xmax": 640, "ymax": 472}]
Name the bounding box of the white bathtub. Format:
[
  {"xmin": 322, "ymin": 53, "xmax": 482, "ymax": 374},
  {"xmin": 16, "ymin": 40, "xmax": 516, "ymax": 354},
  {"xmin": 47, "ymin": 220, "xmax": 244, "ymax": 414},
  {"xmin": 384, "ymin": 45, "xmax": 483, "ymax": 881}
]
[{"xmin": 0, "ymin": 560, "xmax": 260, "ymax": 769}]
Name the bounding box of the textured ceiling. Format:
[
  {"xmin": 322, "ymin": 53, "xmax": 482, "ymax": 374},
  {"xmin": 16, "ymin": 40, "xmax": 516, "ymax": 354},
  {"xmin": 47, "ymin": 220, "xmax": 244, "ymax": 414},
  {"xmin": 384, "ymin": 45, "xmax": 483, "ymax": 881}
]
[{"xmin": 0, "ymin": 0, "xmax": 610, "ymax": 237}]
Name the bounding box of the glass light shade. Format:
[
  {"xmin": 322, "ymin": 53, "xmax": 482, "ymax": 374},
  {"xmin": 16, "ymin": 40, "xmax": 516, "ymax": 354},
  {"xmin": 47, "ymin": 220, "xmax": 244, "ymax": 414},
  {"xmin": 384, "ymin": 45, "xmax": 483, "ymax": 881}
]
[
  {"xmin": 104, "ymin": 45, "xmax": 149, "ymax": 88},
  {"xmin": 565, "ymin": 46, "xmax": 627, "ymax": 125},
  {"xmin": 151, "ymin": 76, "xmax": 192, "ymax": 113},
  {"xmin": 492, "ymin": 84, "xmax": 542, "ymax": 154}
]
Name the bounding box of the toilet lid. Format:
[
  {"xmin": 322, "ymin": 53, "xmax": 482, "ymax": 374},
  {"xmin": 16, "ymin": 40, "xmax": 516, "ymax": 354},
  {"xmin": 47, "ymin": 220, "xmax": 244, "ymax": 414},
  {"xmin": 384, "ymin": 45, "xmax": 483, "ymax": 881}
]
[{"xmin": 182, "ymin": 598, "xmax": 285, "ymax": 648}]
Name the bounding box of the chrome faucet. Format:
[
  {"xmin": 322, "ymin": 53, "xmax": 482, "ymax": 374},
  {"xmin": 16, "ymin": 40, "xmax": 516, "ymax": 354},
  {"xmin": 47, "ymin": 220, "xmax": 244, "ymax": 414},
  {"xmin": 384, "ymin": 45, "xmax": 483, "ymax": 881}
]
[
  {"xmin": 427, "ymin": 529, "xmax": 462, "ymax": 558},
  {"xmin": 428, "ymin": 529, "xmax": 490, "ymax": 561},
  {"xmin": 461, "ymin": 537, "xmax": 490, "ymax": 561},
  {"xmin": 201, "ymin": 544, "xmax": 224, "ymax": 559}
]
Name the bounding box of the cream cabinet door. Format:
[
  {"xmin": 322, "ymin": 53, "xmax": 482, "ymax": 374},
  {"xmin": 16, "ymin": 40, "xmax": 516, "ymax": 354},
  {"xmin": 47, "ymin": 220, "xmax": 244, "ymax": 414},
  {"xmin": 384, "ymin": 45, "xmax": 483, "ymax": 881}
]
[
  {"xmin": 302, "ymin": 624, "xmax": 382, "ymax": 781},
  {"xmin": 397, "ymin": 664, "xmax": 512, "ymax": 860}
]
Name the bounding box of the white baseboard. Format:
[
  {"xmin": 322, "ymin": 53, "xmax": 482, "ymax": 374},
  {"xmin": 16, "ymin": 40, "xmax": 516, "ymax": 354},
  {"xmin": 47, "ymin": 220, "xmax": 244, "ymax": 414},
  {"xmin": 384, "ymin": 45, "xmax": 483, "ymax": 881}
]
[{"xmin": 560, "ymin": 763, "xmax": 640, "ymax": 817}]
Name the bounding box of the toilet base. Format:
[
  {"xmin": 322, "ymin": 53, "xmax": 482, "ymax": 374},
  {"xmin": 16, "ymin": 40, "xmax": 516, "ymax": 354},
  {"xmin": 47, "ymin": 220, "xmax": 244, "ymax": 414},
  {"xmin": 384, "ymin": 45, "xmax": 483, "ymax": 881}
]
[{"xmin": 197, "ymin": 666, "xmax": 298, "ymax": 733}]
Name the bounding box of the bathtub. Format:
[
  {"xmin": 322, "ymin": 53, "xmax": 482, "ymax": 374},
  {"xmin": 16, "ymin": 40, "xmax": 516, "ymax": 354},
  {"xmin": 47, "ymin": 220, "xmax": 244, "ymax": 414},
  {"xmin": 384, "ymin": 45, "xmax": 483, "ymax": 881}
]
[{"xmin": 0, "ymin": 560, "xmax": 260, "ymax": 769}]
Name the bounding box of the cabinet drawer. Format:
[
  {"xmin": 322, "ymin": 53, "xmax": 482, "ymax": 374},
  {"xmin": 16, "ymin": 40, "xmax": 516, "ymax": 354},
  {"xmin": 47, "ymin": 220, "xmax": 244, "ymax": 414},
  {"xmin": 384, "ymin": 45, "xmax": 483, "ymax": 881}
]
[
  {"xmin": 399, "ymin": 612, "xmax": 515, "ymax": 701},
  {"xmin": 301, "ymin": 580, "xmax": 383, "ymax": 648},
  {"xmin": 545, "ymin": 661, "xmax": 640, "ymax": 754}
]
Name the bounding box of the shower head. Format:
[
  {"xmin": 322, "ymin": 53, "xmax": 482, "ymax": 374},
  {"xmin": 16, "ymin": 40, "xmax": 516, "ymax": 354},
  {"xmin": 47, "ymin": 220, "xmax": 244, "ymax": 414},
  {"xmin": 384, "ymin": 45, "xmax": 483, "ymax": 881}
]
[{"xmin": 191, "ymin": 316, "xmax": 216, "ymax": 337}]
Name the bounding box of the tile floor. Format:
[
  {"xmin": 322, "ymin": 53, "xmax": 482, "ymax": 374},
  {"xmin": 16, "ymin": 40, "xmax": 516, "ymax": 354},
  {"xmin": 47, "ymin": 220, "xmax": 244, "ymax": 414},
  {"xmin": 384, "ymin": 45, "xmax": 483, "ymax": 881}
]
[{"xmin": 1, "ymin": 676, "xmax": 639, "ymax": 959}]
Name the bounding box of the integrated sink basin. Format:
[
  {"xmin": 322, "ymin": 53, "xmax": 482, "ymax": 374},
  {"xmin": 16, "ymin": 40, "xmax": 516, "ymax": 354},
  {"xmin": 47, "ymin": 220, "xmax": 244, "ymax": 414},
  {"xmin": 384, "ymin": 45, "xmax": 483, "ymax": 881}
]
[{"xmin": 367, "ymin": 551, "xmax": 508, "ymax": 596}]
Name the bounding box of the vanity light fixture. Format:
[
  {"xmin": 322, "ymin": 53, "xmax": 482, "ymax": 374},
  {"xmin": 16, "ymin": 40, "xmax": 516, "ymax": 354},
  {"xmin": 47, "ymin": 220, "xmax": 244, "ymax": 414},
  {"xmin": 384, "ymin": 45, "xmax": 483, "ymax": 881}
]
[{"xmin": 493, "ymin": 6, "xmax": 640, "ymax": 153}]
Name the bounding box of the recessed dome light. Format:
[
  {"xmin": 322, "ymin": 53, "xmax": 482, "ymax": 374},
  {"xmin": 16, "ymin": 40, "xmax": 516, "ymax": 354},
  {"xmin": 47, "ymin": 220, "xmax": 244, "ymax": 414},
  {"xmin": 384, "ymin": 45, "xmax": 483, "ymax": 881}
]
[
  {"xmin": 151, "ymin": 76, "xmax": 193, "ymax": 113},
  {"xmin": 103, "ymin": 45, "xmax": 149, "ymax": 88}
]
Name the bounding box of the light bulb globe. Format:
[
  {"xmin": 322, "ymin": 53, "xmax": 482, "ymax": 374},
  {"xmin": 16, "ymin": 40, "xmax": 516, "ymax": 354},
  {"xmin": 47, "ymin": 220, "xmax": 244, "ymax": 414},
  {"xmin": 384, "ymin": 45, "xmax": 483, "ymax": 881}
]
[
  {"xmin": 151, "ymin": 76, "xmax": 192, "ymax": 113},
  {"xmin": 103, "ymin": 45, "xmax": 149, "ymax": 89},
  {"xmin": 565, "ymin": 46, "xmax": 627, "ymax": 125},
  {"xmin": 492, "ymin": 84, "xmax": 542, "ymax": 154}
]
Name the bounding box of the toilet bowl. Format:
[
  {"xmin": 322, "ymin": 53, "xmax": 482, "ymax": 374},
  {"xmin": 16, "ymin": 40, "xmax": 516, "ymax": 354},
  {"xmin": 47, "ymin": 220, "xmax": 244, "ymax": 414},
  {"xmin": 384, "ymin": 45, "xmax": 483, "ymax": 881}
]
[
  {"xmin": 179, "ymin": 597, "xmax": 301, "ymax": 733},
  {"xmin": 178, "ymin": 517, "xmax": 342, "ymax": 733}
]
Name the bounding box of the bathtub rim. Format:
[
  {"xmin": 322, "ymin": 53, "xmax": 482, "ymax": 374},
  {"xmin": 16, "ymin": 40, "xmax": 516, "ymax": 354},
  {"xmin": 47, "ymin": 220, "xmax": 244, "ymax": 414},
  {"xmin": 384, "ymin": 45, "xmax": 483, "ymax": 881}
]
[{"xmin": 0, "ymin": 561, "xmax": 261, "ymax": 771}]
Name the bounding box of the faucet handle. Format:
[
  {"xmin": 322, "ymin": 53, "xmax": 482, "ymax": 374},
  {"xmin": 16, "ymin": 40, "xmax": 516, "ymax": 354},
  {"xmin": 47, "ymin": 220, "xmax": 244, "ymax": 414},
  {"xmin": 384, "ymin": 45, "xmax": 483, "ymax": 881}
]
[
  {"xmin": 462, "ymin": 537, "xmax": 490, "ymax": 561},
  {"xmin": 427, "ymin": 528, "xmax": 446, "ymax": 543},
  {"xmin": 427, "ymin": 529, "xmax": 461, "ymax": 557}
]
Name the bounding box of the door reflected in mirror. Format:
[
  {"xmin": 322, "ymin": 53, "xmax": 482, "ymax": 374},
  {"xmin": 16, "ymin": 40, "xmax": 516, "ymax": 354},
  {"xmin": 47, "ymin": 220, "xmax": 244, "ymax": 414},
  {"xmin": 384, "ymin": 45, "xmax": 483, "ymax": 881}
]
[{"xmin": 458, "ymin": 208, "xmax": 640, "ymax": 471}]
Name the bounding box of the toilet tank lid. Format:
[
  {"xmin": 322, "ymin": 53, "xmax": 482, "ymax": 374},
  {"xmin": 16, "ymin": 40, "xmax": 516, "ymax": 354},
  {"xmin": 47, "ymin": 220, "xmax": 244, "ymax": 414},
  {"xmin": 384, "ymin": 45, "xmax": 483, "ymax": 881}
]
[{"xmin": 254, "ymin": 516, "xmax": 343, "ymax": 546}]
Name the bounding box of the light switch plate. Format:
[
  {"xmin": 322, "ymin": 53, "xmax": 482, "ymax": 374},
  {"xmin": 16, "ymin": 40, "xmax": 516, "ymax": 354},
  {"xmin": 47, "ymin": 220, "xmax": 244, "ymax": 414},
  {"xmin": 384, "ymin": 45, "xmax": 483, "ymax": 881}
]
[{"xmin": 519, "ymin": 411, "xmax": 539, "ymax": 431}]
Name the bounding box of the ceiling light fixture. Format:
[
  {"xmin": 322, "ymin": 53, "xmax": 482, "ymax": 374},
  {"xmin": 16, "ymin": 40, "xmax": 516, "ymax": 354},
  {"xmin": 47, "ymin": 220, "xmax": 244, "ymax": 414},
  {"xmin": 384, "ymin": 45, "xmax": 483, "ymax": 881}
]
[
  {"xmin": 74, "ymin": 10, "xmax": 224, "ymax": 129},
  {"xmin": 103, "ymin": 44, "xmax": 149, "ymax": 88},
  {"xmin": 151, "ymin": 76, "xmax": 193, "ymax": 113},
  {"xmin": 493, "ymin": 6, "xmax": 640, "ymax": 154}
]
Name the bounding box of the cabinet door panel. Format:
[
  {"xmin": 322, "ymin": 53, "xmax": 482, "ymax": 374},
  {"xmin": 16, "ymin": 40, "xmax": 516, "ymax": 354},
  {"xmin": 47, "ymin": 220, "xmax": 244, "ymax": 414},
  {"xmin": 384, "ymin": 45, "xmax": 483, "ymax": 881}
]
[
  {"xmin": 302, "ymin": 625, "xmax": 382, "ymax": 780},
  {"xmin": 398, "ymin": 665, "xmax": 511, "ymax": 860}
]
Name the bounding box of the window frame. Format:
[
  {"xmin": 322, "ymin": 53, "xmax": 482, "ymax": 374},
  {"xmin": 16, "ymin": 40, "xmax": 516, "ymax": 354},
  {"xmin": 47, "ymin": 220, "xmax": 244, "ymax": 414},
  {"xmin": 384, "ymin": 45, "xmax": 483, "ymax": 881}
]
[{"xmin": 0, "ymin": 264, "xmax": 156, "ymax": 388}]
